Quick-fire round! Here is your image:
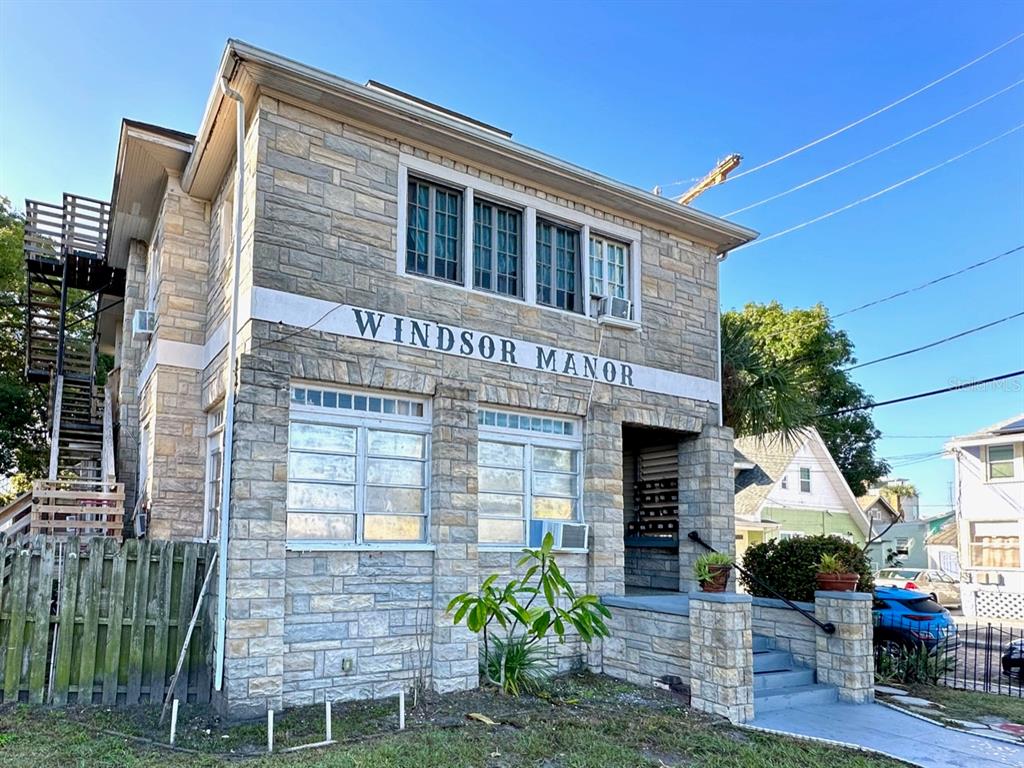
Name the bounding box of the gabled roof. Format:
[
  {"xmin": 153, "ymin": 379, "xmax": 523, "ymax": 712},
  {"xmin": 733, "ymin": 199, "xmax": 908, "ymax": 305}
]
[
  {"xmin": 926, "ymin": 521, "xmax": 958, "ymax": 547},
  {"xmin": 857, "ymin": 493, "xmax": 898, "ymax": 517}
]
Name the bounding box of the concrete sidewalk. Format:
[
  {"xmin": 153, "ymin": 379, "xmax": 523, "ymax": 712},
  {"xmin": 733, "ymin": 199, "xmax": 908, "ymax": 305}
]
[{"xmin": 751, "ymin": 701, "xmax": 1024, "ymax": 768}]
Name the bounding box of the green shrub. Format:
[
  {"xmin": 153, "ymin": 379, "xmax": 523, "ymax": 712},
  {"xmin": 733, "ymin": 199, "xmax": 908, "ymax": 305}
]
[
  {"xmin": 482, "ymin": 636, "xmax": 547, "ymax": 696},
  {"xmin": 875, "ymin": 641, "xmax": 953, "ymax": 686},
  {"xmin": 739, "ymin": 535, "xmax": 873, "ymax": 602}
]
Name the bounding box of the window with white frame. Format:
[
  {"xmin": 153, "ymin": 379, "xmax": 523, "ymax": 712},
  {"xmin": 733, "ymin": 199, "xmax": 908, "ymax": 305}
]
[
  {"xmin": 589, "ymin": 235, "xmax": 630, "ymax": 309},
  {"xmin": 477, "ymin": 408, "xmax": 582, "ymax": 546},
  {"xmin": 780, "ymin": 475, "xmax": 788, "ymax": 490},
  {"xmin": 799, "ymin": 467, "xmax": 811, "ymax": 493},
  {"xmin": 203, "ymin": 407, "xmax": 225, "ymax": 541},
  {"xmin": 536, "ymin": 219, "xmax": 581, "ymax": 313},
  {"xmin": 146, "ymin": 242, "xmax": 160, "ymax": 315},
  {"xmin": 406, "ymin": 177, "xmax": 462, "ymax": 283},
  {"xmin": 287, "ymin": 386, "xmax": 430, "ymax": 545},
  {"xmin": 473, "ymin": 199, "xmax": 522, "ymax": 297},
  {"xmin": 779, "ymin": 531, "xmax": 803, "ymax": 541},
  {"xmin": 969, "ymin": 521, "xmax": 1021, "ymax": 568},
  {"xmin": 988, "ymin": 444, "xmax": 1016, "ymax": 480}
]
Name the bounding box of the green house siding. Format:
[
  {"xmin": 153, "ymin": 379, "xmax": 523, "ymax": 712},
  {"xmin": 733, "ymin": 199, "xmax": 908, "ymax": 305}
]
[{"xmin": 764, "ymin": 507, "xmax": 865, "ymax": 545}]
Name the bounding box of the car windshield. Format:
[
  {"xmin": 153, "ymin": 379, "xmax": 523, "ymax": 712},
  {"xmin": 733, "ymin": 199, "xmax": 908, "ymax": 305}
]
[
  {"xmin": 898, "ymin": 597, "xmax": 945, "ymax": 614},
  {"xmin": 878, "ymin": 570, "xmax": 920, "ymax": 579}
]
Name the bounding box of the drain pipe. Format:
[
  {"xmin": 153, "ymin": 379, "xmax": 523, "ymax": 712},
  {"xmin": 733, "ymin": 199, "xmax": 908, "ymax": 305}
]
[{"xmin": 214, "ymin": 75, "xmax": 245, "ymax": 693}]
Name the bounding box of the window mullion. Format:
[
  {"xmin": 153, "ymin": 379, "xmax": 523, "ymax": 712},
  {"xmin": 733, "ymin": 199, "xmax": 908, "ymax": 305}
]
[
  {"xmin": 355, "ymin": 426, "xmax": 367, "ymax": 545},
  {"xmin": 524, "ymin": 442, "xmax": 533, "ymax": 543}
]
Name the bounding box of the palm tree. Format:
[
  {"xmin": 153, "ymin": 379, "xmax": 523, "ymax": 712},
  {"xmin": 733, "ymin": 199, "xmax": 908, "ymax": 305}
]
[{"xmin": 720, "ymin": 317, "xmax": 815, "ymax": 440}]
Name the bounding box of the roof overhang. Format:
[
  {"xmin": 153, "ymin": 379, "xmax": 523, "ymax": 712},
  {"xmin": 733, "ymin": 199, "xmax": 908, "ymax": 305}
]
[
  {"xmin": 107, "ymin": 119, "xmax": 194, "ymax": 268},
  {"xmin": 182, "ymin": 40, "xmax": 757, "ymax": 254}
]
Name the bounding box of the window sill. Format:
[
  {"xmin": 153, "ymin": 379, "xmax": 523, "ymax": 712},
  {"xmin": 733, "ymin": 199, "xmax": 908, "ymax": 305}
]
[
  {"xmin": 479, "ymin": 545, "xmax": 590, "ymax": 554},
  {"xmin": 285, "ymin": 541, "xmax": 436, "ymax": 553},
  {"xmin": 596, "ymin": 314, "xmax": 641, "ymax": 331}
]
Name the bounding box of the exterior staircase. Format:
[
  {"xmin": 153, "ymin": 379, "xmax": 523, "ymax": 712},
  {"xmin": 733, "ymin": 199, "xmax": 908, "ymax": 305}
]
[{"xmin": 753, "ymin": 633, "xmax": 837, "ymax": 713}]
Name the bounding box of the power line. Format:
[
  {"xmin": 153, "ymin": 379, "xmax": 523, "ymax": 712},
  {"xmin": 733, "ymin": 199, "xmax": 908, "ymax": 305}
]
[
  {"xmin": 723, "ymin": 78, "xmax": 1024, "ymax": 217},
  {"xmin": 820, "ymin": 369, "xmax": 1024, "ymax": 417},
  {"xmin": 735, "ymin": 122, "xmax": 1024, "ymax": 250},
  {"xmin": 659, "ymin": 31, "xmax": 1024, "ymax": 189},
  {"xmin": 844, "ymin": 310, "xmax": 1024, "ymax": 372}
]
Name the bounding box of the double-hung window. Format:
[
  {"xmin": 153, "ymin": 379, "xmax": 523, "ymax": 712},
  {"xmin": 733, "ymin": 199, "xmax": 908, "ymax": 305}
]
[
  {"xmin": 473, "ymin": 200, "xmax": 522, "ymax": 297},
  {"xmin": 799, "ymin": 467, "xmax": 811, "ymax": 493},
  {"xmin": 536, "ymin": 220, "xmax": 581, "ymax": 312},
  {"xmin": 406, "ymin": 177, "xmax": 462, "ymax": 283},
  {"xmin": 988, "ymin": 444, "xmax": 1016, "ymax": 480},
  {"xmin": 288, "ymin": 386, "xmax": 430, "ymax": 545},
  {"xmin": 477, "ymin": 408, "xmax": 582, "ymax": 546},
  {"xmin": 203, "ymin": 408, "xmax": 225, "ymax": 541},
  {"xmin": 588, "ymin": 235, "xmax": 630, "ymax": 303}
]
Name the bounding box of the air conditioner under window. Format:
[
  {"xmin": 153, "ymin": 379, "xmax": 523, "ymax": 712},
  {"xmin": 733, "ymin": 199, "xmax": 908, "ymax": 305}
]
[
  {"xmin": 597, "ymin": 296, "xmax": 632, "ymax": 321},
  {"xmin": 530, "ymin": 521, "xmax": 589, "ymax": 552},
  {"xmin": 132, "ymin": 309, "xmax": 156, "ymax": 339}
]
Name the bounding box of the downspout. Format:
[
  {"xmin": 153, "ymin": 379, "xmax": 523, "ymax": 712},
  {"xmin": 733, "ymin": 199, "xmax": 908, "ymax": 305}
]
[{"xmin": 214, "ymin": 75, "xmax": 245, "ymax": 693}]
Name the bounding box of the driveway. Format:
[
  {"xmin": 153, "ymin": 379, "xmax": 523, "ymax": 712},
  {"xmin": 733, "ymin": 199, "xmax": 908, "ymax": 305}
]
[{"xmin": 751, "ymin": 701, "xmax": 1024, "ymax": 768}]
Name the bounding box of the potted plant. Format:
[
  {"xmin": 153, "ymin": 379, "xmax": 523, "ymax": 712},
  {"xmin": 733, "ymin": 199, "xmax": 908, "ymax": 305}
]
[
  {"xmin": 815, "ymin": 552, "xmax": 860, "ymax": 592},
  {"xmin": 694, "ymin": 552, "xmax": 733, "ymax": 592}
]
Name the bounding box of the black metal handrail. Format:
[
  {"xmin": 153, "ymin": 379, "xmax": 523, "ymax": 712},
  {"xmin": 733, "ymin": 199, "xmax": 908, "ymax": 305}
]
[{"xmin": 688, "ymin": 530, "xmax": 836, "ymax": 635}]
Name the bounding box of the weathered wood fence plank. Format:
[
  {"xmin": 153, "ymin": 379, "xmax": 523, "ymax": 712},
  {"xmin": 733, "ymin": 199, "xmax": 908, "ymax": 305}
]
[{"xmin": 52, "ymin": 536, "xmax": 81, "ymax": 704}]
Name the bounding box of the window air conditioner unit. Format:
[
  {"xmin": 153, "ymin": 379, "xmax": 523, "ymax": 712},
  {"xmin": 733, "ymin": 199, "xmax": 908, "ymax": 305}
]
[
  {"xmin": 132, "ymin": 309, "xmax": 156, "ymax": 339},
  {"xmin": 597, "ymin": 296, "xmax": 632, "ymax": 321},
  {"xmin": 530, "ymin": 521, "xmax": 589, "ymax": 552}
]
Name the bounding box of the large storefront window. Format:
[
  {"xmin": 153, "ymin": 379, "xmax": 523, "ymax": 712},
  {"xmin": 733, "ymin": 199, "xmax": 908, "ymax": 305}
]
[
  {"xmin": 477, "ymin": 408, "xmax": 583, "ymax": 546},
  {"xmin": 287, "ymin": 386, "xmax": 430, "ymax": 545}
]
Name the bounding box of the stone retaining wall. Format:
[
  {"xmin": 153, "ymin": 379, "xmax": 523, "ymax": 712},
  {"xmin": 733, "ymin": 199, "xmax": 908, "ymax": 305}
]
[
  {"xmin": 750, "ymin": 596, "xmax": 817, "ymax": 668},
  {"xmin": 624, "ymin": 547, "xmax": 679, "ymax": 591},
  {"xmin": 600, "ymin": 602, "xmax": 690, "ymax": 687}
]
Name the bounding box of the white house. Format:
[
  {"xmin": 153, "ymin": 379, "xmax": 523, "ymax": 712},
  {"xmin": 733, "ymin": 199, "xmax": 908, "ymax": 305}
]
[{"xmin": 947, "ymin": 414, "xmax": 1024, "ymax": 619}]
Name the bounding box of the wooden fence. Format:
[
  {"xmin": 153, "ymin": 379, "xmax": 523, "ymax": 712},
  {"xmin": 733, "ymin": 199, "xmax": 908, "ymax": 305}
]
[{"xmin": 0, "ymin": 534, "xmax": 216, "ymax": 706}]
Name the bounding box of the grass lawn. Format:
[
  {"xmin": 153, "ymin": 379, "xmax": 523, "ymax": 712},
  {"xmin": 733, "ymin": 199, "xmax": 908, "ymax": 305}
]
[
  {"xmin": 901, "ymin": 683, "xmax": 1024, "ymax": 724},
  {"xmin": 0, "ymin": 673, "xmax": 907, "ymax": 768}
]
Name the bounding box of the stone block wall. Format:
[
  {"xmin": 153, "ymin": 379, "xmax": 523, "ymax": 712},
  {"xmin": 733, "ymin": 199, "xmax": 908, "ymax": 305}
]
[
  {"xmin": 624, "ymin": 547, "xmax": 680, "ymax": 591},
  {"xmin": 115, "ymin": 240, "xmax": 148, "ymax": 511},
  {"xmin": 814, "ymin": 591, "xmax": 874, "ymax": 704},
  {"xmin": 688, "ymin": 592, "xmax": 754, "ymax": 723},
  {"xmin": 751, "ymin": 597, "xmax": 817, "ymax": 668},
  {"xmin": 601, "ymin": 604, "xmax": 690, "ymax": 687}
]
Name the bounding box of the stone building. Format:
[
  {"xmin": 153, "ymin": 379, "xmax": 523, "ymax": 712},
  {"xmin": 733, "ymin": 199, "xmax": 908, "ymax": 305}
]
[{"xmin": 50, "ymin": 41, "xmax": 874, "ymax": 720}]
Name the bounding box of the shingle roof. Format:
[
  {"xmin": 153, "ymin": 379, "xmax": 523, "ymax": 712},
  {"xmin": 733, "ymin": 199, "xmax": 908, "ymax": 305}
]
[
  {"xmin": 733, "ymin": 432, "xmax": 803, "ymax": 520},
  {"xmin": 926, "ymin": 521, "xmax": 958, "ymax": 547}
]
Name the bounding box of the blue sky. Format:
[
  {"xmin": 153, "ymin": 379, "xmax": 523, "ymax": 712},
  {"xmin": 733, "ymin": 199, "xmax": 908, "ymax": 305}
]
[{"xmin": 1, "ymin": 1, "xmax": 1022, "ymax": 514}]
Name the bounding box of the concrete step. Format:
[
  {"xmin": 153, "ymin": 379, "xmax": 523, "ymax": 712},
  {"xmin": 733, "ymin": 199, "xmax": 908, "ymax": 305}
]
[
  {"xmin": 754, "ymin": 683, "xmax": 837, "ymax": 713},
  {"xmin": 752, "ymin": 634, "xmax": 775, "ymax": 653},
  {"xmin": 753, "ymin": 650, "xmax": 793, "ymax": 673},
  {"xmin": 754, "ymin": 667, "xmax": 816, "ymax": 692}
]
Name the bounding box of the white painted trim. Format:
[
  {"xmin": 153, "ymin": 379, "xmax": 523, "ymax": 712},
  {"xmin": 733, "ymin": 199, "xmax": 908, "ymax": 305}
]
[
  {"xmin": 396, "ymin": 163, "xmax": 409, "ymax": 276},
  {"xmin": 136, "ymin": 319, "xmax": 230, "ymax": 395},
  {"xmin": 285, "ymin": 542, "xmax": 437, "ymax": 552},
  {"xmin": 462, "ymin": 186, "xmax": 474, "ymax": 291},
  {"xmin": 580, "ymin": 223, "xmax": 592, "ymax": 318},
  {"xmin": 524, "ymin": 207, "xmax": 537, "ymax": 305}
]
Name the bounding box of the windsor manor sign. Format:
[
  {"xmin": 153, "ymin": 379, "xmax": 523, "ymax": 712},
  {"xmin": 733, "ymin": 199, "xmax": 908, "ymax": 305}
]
[{"xmin": 251, "ymin": 287, "xmax": 722, "ymax": 403}]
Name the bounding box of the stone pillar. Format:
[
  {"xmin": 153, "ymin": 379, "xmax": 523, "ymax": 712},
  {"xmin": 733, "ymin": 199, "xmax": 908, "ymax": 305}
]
[
  {"xmin": 115, "ymin": 240, "xmax": 148, "ymax": 511},
  {"xmin": 430, "ymin": 384, "xmax": 480, "ymax": 693},
  {"xmin": 814, "ymin": 591, "xmax": 874, "ymax": 703},
  {"xmin": 218, "ymin": 355, "xmax": 288, "ymax": 717},
  {"xmin": 688, "ymin": 592, "xmax": 754, "ymax": 723},
  {"xmin": 585, "ymin": 404, "xmax": 625, "ymax": 597},
  {"xmin": 678, "ymin": 424, "xmax": 736, "ymax": 592}
]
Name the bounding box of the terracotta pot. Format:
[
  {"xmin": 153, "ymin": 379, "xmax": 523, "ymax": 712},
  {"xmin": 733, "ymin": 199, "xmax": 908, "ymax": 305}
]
[
  {"xmin": 815, "ymin": 572, "xmax": 860, "ymax": 592},
  {"xmin": 700, "ymin": 564, "xmax": 731, "ymax": 593}
]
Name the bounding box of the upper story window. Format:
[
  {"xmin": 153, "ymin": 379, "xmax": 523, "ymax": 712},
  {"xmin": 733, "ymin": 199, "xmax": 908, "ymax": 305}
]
[
  {"xmin": 473, "ymin": 200, "xmax": 522, "ymax": 297},
  {"xmin": 799, "ymin": 467, "xmax": 811, "ymax": 493},
  {"xmin": 969, "ymin": 521, "xmax": 1021, "ymax": 568},
  {"xmin": 406, "ymin": 177, "xmax": 462, "ymax": 284},
  {"xmin": 536, "ymin": 220, "xmax": 581, "ymax": 313},
  {"xmin": 988, "ymin": 444, "xmax": 1016, "ymax": 480},
  {"xmin": 589, "ymin": 235, "xmax": 630, "ymax": 312}
]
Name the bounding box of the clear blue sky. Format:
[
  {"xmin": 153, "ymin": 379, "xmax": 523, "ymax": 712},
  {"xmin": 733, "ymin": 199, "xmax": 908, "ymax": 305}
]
[{"xmin": 1, "ymin": 1, "xmax": 1022, "ymax": 514}]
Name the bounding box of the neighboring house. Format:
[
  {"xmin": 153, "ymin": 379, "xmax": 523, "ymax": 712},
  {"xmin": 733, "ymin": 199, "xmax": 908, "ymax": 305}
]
[
  {"xmin": 10, "ymin": 41, "xmax": 757, "ymax": 717},
  {"xmin": 865, "ymin": 511, "xmax": 954, "ymax": 572},
  {"xmin": 858, "ymin": 492, "xmax": 899, "ymax": 529},
  {"xmin": 947, "ymin": 414, "xmax": 1024, "ymax": 619},
  {"xmin": 734, "ymin": 428, "xmax": 871, "ymax": 561},
  {"xmin": 925, "ymin": 521, "xmax": 960, "ymax": 577}
]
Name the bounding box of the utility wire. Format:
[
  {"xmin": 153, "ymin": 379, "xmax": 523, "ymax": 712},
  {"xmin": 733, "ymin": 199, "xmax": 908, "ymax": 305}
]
[
  {"xmin": 820, "ymin": 369, "xmax": 1024, "ymax": 417},
  {"xmin": 659, "ymin": 31, "xmax": 1024, "ymax": 189},
  {"xmin": 736, "ymin": 122, "xmax": 1024, "ymax": 250},
  {"xmin": 843, "ymin": 310, "xmax": 1024, "ymax": 372},
  {"xmin": 724, "ymin": 78, "xmax": 1024, "ymax": 217}
]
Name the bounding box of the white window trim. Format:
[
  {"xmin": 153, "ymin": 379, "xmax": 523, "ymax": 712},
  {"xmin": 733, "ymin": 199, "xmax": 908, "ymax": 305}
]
[
  {"xmin": 202, "ymin": 405, "xmax": 225, "ymax": 542},
  {"xmin": 478, "ymin": 408, "xmax": 584, "ymax": 550},
  {"xmin": 985, "ymin": 443, "xmax": 1017, "ymax": 483},
  {"xmin": 967, "ymin": 519, "xmax": 1024, "ymax": 570},
  {"xmin": 286, "ymin": 385, "xmax": 432, "ymax": 551},
  {"xmin": 397, "ymin": 153, "xmax": 642, "ymax": 327}
]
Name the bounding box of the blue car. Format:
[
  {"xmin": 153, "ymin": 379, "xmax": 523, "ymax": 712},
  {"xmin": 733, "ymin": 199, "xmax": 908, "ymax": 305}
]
[{"xmin": 873, "ymin": 586, "xmax": 958, "ymax": 651}]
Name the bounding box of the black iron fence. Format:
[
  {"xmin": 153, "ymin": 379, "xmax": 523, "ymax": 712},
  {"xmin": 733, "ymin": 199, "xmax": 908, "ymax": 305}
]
[{"xmin": 874, "ymin": 614, "xmax": 1024, "ymax": 698}]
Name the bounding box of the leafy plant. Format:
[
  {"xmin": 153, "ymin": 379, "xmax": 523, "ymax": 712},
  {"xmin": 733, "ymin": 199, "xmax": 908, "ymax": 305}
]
[
  {"xmin": 447, "ymin": 533, "xmax": 611, "ymax": 695},
  {"xmin": 816, "ymin": 552, "xmax": 851, "ymax": 574},
  {"xmin": 740, "ymin": 535, "xmax": 873, "ymax": 602},
  {"xmin": 693, "ymin": 552, "xmax": 733, "ymax": 583},
  {"xmin": 875, "ymin": 641, "xmax": 953, "ymax": 686}
]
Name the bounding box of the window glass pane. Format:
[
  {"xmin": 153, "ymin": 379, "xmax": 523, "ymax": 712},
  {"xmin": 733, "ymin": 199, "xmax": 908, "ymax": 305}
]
[
  {"xmin": 365, "ymin": 486, "xmax": 424, "ymax": 515},
  {"xmin": 364, "ymin": 515, "xmax": 424, "ymax": 542},
  {"xmin": 368, "ymin": 430, "xmax": 425, "ymax": 459},
  {"xmin": 533, "ymin": 472, "xmax": 574, "ymax": 496},
  {"xmin": 366, "ymin": 457, "xmax": 424, "ymax": 486},
  {"xmin": 479, "ymin": 493, "xmax": 524, "ymax": 517},
  {"xmin": 289, "ymin": 453, "xmax": 356, "ymax": 482},
  {"xmin": 533, "ymin": 497, "xmax": 574, "ymax": 520},
  {"xmin": 536, "ymin": 222, "xmax": 553, "ymax": 306},
  {"xmin": 287, "ymin": 512, "xmax": 355, "ymax": 541},
  {"xmin": 480, "ymin": 518, "xmax": 526, "ymax": 544},
  {"xmin": 287, "ymin": 482, "xmax": 355, "ymax": 511},
  {"xmin": 480, "ymin": 466, "xmax": 524, "ymax": 493},
  {"xmin": 478, "ymin": 441, "xmax": 524, "ymax": 468},
  {"xmin": 473, "ymin": 201, "xmax": 493, "ymax": 290},
  {"xmin": 534, "ymin": 447, "xmax": 574, "ymax": 472},
  {"xmin": 990, "ymin": 445, "xmax": 1014, "ymax": 462},
  {"xmin": 290, "ymin": 423, "xmax": 356, "ymax": 453}
]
